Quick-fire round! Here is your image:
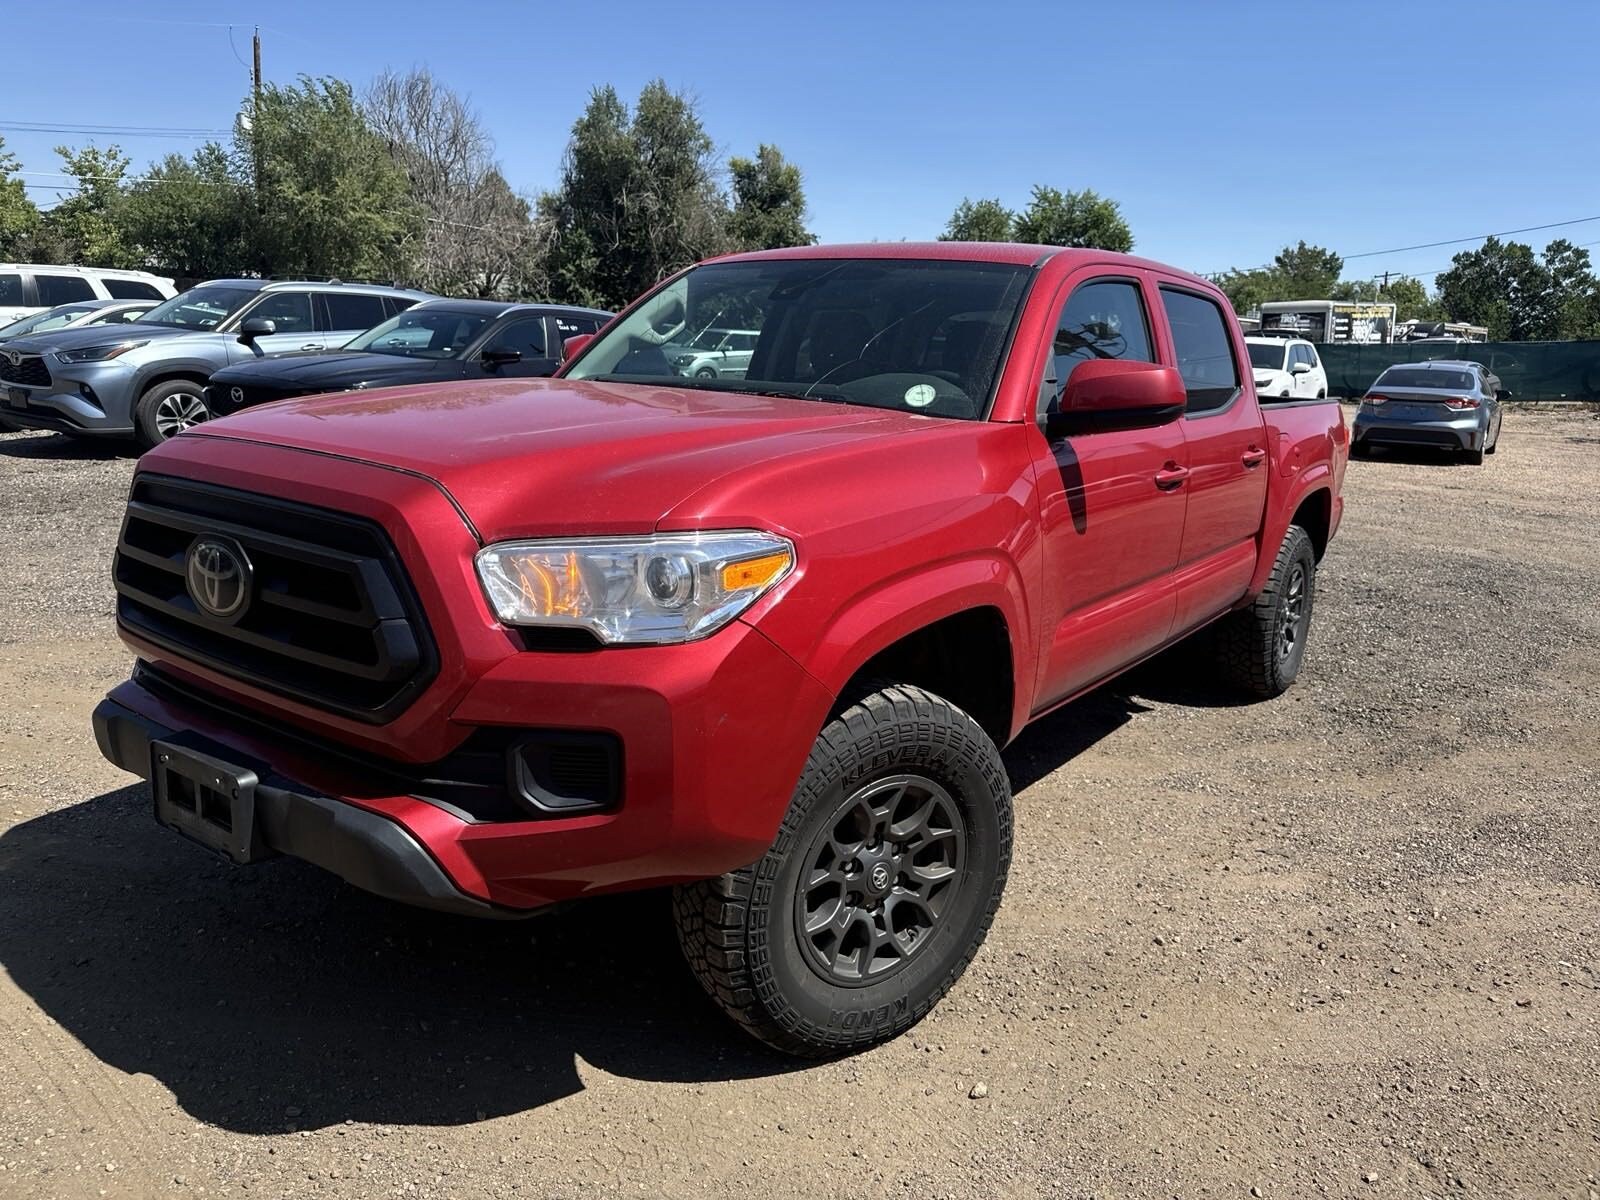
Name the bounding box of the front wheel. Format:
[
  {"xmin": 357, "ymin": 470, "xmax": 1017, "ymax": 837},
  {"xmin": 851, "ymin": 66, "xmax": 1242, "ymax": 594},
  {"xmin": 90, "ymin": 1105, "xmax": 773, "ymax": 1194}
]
[
  {"xmin": 134, "ymin": 380, "xmax": 211, "ymax": 449},
  {"xmin": 694, "ymin": 366, "xmax": 717, "ymax": 380},
  {"xmin": 673, "ymin": 684, "xmax": 1012, "ymax": 1057},
  {"xmin": 1213, "ymin": 524, "xmax": 1317, "ymax": 699}
]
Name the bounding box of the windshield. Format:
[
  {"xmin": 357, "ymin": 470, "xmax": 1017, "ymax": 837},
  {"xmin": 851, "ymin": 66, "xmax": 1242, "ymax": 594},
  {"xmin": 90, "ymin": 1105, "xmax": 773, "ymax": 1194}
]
[
  {"xmin": 344, "ymin": 308, "xmax": 493, "ymax": 358},
  {"xmin": 140, "ymin": 286, "xmax": 260, "ymax": 330},
  {"xmin": 0, "ymin": 305, "xmax": 96, "ymax": 338},
  {"xmin": 1374, "ymin": 366, "xmax": 1477, "ymax": 391},
  {"xmin": 564, "ymin": 258, "xmax": 1034, "ymax": 420},
  {"xmin": 1247, "ymin": 342, "xmax": 1288, "ymax": 371}
]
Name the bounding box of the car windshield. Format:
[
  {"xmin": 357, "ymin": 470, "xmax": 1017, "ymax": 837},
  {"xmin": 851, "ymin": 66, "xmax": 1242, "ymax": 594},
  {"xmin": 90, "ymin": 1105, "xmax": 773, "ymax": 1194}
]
[
  {"xmin": 1374, "ymin": 366, "xmax": 1477, "ymax": 391},
  {"xmin": 0, "ymin": 305, "xmax": 97, "ymax": 338},
  {"xmin": 344, "ymin": 308, "xmax": 493, "ymax": 358},
  {"xmin": 564, "ymin": 257, "xmax": 1035, "ymax": 420},
  {"xmin": 1247, "ymin": 343, "xmax": 1288, "ymax": 370},
  {"xmin": 140, "ymin": 286, "xmax": 260, "ymax": 330}
]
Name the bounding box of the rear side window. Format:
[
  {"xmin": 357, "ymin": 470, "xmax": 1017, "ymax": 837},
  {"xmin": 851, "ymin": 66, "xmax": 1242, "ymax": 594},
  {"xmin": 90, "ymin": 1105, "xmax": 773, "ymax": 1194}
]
[
  {"xmin": 1049, "ymin": 279, "xmax": 1154, "ymax": 401},
  {"xmin": 103, "ymin": 279, "xmax": 164, "ymax": 300},
  {"xmin": 0, "ymin": 273, "xmax": 22, "ymax": 305},
  {"xmin": 553, "ymin": 315, "xmax": 600, "ymax": 338},
  {"xmin": 37, "ymin": 274, "xmax": 96, "ymax": 304},
  {"xmin": 321, "ymin": 292, "xmax": 388, "ymax": 332},
  {"xmin": 1160, "ymin": 289, "xmax": 1240, "ymax": 413}
]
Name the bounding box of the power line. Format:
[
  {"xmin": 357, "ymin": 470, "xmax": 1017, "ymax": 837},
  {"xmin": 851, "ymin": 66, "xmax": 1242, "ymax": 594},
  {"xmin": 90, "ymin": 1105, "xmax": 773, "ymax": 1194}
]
[
  {"xmin": 0, "ymin": 123, "xmax": 229, "ymax": 140},
  {"xmin": 1204, "ymin": 215, "xmax": 1600, "ymax": 277}
]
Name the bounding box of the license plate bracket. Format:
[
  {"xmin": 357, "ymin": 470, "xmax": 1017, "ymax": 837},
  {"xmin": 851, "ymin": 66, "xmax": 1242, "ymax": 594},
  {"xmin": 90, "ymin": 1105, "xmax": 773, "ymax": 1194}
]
[{"xmin": 151, "ymin": 739, "xmax": 270, "ymax": 864}]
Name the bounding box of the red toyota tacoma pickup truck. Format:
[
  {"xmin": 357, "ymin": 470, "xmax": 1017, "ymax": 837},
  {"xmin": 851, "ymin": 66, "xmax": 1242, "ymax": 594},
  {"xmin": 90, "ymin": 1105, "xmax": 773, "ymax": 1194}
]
[{"xmin": 93, "ymin": 243, "xmax": 1346, "ymax": 1056}]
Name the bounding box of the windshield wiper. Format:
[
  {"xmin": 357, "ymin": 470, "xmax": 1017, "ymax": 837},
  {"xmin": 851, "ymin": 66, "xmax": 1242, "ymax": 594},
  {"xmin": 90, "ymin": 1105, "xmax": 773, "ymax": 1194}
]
[{"xmin": 588, "ymin": 374, "xmax": 846, "ymax": 402}]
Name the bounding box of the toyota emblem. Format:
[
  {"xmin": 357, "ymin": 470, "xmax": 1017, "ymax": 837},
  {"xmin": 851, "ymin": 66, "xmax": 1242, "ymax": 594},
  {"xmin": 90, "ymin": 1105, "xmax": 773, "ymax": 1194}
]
[
  {"xmin": 229, "ymin": 386, "xmax": 244, "ymax": 405},
  {"xmin": 6, "ymin": 351, "xmax": 18, "ymax": 366},
  {"xmin": 870, "ymin": 863, "xmax": 892, "ymax": 891},
  {"xmin": 185, "ymin": 536, "xmax": 252, "ymax": 621}
]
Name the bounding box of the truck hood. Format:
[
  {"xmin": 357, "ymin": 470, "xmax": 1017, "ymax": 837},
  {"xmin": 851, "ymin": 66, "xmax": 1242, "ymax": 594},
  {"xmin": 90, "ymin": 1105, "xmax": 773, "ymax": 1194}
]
[{"xmin": 183, "ymin": 377, "xmax": 931, "ymax": 541}]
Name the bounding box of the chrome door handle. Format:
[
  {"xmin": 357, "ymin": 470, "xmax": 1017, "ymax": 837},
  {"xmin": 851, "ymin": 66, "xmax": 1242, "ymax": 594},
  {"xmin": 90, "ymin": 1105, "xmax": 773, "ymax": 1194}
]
[
  {"xmin": 1242, "ymin": 448, "xmax": 1267, "ymax": 469},
  {"xmin": 1154, "ymin": 465, "xmax": 1190, "ymax": 490}
]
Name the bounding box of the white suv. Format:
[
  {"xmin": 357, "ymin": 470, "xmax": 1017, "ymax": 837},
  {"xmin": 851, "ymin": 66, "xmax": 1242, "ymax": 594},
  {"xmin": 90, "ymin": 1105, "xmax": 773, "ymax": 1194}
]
[
  {"xmin": 0, "ymin": 264, "xmax": 176, "ymax": 325},
  {"xmin": 1245, "ymin": 335, "xmax": 1327, "ymax": 400}
]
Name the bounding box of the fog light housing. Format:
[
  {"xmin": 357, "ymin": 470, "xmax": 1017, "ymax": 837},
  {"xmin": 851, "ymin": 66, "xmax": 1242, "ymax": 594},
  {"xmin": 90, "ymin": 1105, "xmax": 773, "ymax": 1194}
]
[{"xmin": 510, "ymin": 732, "xmax": 622, "ymax": 815}]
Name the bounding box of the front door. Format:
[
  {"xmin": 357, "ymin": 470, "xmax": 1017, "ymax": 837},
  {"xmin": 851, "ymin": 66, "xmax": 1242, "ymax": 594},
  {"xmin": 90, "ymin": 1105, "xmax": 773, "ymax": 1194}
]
[{"xmin": 1030, "ymin": 273, "xmax": 1188, "ymax": 708}]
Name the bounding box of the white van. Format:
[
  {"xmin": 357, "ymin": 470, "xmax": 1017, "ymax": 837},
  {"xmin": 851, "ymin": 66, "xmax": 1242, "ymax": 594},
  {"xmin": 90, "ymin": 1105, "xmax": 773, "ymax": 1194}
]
[{"xmin": 0, "ymin": 264, "xmax": 177, "ymax": 325}]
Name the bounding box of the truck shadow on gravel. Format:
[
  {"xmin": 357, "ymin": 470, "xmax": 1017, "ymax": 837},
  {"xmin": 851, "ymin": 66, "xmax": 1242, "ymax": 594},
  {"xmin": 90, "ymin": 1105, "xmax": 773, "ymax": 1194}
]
[
  {"xmin": 0, "ymin": 677, "xmax": 1210, "ymax": 1133},
  {"xmin": 0, "ymin": 430, "xmax": 134, "ymax": 460},
  {"xmin": 0, "ymin": 786, "xmax": 806, "ymax": 1131}
]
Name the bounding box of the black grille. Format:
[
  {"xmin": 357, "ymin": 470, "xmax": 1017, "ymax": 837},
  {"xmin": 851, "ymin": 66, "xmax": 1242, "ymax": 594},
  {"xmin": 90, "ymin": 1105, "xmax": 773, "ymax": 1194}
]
[
  {"xmin": 0, "ymin": 355, "xmax": 51, "ymax": 388},
  {"xmin": 114, "ymin": 475, "xmax": 437, "ymax": 723}
]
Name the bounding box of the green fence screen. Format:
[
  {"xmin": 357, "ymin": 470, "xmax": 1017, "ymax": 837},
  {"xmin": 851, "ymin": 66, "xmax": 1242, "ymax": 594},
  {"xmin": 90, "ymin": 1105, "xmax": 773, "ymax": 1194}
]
[{"xmin": 1317, "ymin": 341, "xmax": 1600, "ymax": 401}]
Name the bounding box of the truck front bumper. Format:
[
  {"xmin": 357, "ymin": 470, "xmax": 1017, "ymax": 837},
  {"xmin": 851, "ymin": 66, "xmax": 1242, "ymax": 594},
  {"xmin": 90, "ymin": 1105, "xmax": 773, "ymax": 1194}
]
[
  {"xmin": 92, "ymin": 619, "xmax": 832, "ymax": 914},
  {"xmin": 93, "ymin": 695, "xmax": 518, "ymax": 918}
]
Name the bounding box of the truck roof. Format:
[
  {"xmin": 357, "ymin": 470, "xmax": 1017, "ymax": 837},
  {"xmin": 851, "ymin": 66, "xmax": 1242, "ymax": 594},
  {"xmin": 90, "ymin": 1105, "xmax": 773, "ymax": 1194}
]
[{"xmin": 711, "ymin": 241, "xmax": 1214, "ymax": 286}]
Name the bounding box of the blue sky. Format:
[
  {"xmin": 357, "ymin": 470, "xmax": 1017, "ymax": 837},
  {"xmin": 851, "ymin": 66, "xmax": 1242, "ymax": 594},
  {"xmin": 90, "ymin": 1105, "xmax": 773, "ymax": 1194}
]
[{"xmin": 5, "ymin": 0, "xmax": 1597, "ymax": 288}]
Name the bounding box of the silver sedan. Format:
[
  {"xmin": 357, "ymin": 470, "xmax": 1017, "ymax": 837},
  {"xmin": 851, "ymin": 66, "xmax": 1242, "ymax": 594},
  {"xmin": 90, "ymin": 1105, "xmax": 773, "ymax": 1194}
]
[{"xmin": 1351, "ymin": 360, "xmax": 1505, "ymax": 465}]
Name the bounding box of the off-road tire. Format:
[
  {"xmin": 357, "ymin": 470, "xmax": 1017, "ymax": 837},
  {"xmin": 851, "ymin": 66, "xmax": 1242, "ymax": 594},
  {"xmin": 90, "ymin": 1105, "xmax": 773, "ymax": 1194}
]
[
  {"xmin": 134, "ymin": 379, "xmax": 211, "ymax": 450},
  {"xmin": 1214, "ymin": 524, "xmax": 1317, "ymax": 699},
  {"xmin": 672, "ymin": 683, "xmax": 1012, "ymax": 1058}
]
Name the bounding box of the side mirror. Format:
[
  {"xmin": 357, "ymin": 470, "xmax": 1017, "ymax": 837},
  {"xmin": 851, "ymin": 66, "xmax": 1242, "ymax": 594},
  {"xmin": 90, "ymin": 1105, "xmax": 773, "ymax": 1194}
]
[
  {"xmin": 561, "ymin": 333, "xmax": 594, "ymax": 363},
  {"xmin": 1290, "ymin": 361, "xmax": 1312, "ymax": 374},
  {"xmin": 1043, "ymin": 359, "xmax": 1186, "ymax": 437},
  {"xmin": 237, "ymin": 317, "xmax": 276, "ymax": 344},
  {"xmin": 481, "ymin": 346, "xmax": 522, "ymax": 368},
  {"xmin": 1496, "ymin": 388, "xmax": 1511, "ymax": 400}
]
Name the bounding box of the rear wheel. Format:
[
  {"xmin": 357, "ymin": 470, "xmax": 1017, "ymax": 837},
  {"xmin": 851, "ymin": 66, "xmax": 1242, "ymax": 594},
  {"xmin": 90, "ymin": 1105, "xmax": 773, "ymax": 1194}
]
[
  {"xmin": 1213, "ymin": 524, "xmax": 1317, "ymax": 699},
  {"xmin": 1465, "ymin": 444, "xmax": 1485, "ymax": 465},
  {"xmin": 134, "ymin": 380, "xmax": 211, "ymax": 450},
  {"xmin": 673, "ymin": 683, "xmax": 1012, "ymax": 1057}
]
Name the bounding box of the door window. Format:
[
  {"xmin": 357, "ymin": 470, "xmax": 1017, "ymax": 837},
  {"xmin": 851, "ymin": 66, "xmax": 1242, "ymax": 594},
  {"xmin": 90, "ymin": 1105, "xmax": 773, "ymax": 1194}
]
[
  {"xmin": 246, "ymin": 291, "xmax": 314, "ymax": 334},
  {"xmin": 36, "ymin": 274, "xmax": 96, "ymax": 304},
  {"xmin": 484, "ymin": 316, "xmax": 549, "ymax": 358},
  {"xmin": 1047, "ymin": 279, "xmax": 1155, "ymax": 405},
  {"xmin": 321, "ymin": 292, "xmax": 388, "ymax": 333},
  {"xmin": 553, "ymin": 315, "xmax": 600, "ymax": 339},
  {"xmin": 0, "ymin": 273, "xmax": 22, "ymax": 305},
  {"xmin": 103, "ymin": 279, "xmax": 165, "ymax": 300},
  {"xmin": 1160, "ymin": 289, "xmax": 1240, "ymax": 413}
]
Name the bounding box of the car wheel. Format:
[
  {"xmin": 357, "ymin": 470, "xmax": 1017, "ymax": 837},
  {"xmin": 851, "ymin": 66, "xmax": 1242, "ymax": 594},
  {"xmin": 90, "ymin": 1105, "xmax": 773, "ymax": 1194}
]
[
  {"xmin": 1213, "ymin": 524, "xmax": 1317, "ymax": 699},
  {"xmin": 1486, "ymin": 420, "xmax": 1500, "ymax": 454},
  {"xmin": 1465, "ymin": 445, "xmax": 1485, "ymax": 465},
  {"xmin": 135, "ymin": 380, "xmax": 211, "ymax": 449},
  {"xmin": 673, "ymin": 683, "xmax": 1012, "ymax": 1058},
  {"xmin": 694, "ymin": 366, "xmax": 717, "ymax": 380}
]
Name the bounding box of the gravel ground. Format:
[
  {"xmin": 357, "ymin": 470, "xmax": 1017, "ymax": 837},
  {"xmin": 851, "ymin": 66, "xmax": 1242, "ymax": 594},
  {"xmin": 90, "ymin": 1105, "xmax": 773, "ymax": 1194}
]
[{"xmin": 0, "ymin": 410, "xmax": 1597, "ymax": 1199}]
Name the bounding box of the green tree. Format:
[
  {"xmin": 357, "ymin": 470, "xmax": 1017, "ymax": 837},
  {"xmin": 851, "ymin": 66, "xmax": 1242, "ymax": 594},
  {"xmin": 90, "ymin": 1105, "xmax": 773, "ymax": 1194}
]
[
  {"xmin": 939, "ymin": 197, "xmax": 1015, "ymax": 242},
  {"xmin": 120, "ymin": 144, "xmax": 249, "ymax": 280},
  {"xmin": 1380, "ymin": 276, "xmax": 1442, "ymax": 323},
  {"xmin": 1432, "ymin": 236, "xmax": 1595, "ymax": 340},
  {"xmin": 1012, "ymin": 185, "xmax": 1133, "ymax": 251},
  {"xmin": 540, "ymin": 81, "xmax": 730, "ymax": 310},
  {"xmin": 728, "ymin": 144, "xmax": 814, "ymax": 251},
  {"xmin": 1270, "ymin": 241, "xmax": 1343, "ymax": 299},
  {"xmin": 43, "ymin": 144, "xmax": 136, "ymax": 267},
  {"xmin": 0, "ymin": 136, "xmax": 41, "ymax": 259},
  {"xmin": 244, "ymin": 76, "xmax": 418, "ymax": 279}
]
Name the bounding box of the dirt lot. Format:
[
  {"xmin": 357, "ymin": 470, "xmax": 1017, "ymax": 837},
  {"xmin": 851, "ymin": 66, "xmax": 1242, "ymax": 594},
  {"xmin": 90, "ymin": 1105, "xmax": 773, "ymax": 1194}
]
[{"xmin": 1, "ymin": 410, "xmax": 1596, "ymax": 1199}]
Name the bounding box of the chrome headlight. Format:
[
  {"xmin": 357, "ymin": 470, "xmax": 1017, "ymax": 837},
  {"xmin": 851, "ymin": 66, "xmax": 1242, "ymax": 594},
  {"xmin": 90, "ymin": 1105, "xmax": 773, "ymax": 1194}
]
[
  {"xmin": 475, "ymin": 531, "xmax": 794, "ymax": 644},
  {"xmin": 57, "ymin": 340, "xmax": 148, "ymax": 363}
]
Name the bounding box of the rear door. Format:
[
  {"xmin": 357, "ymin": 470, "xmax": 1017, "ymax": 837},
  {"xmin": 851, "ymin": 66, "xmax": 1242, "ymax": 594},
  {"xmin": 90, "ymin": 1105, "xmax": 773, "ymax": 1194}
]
[
  {"xmin": 1157, "ymin": 283, "xmax": 1268, "ymax": 636},
  {"xmin": 319, "ymin": 291, "xmax": 391, "ymax": 347},
  {"xmin": 1030, "ymin": 270, "xmax": 1188, "ymax": 707}
]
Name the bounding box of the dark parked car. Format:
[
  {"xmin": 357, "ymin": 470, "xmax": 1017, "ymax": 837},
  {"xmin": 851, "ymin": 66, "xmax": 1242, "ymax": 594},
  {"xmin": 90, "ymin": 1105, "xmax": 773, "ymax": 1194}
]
[{"xmin": 205, "ymin": 299, "xmax": 612, "ymax": 415}]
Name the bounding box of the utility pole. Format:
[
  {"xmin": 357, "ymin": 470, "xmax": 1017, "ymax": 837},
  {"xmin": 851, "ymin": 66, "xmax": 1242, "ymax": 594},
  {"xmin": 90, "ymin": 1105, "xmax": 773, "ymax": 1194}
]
[
  {"xmin": 252, "ymin": 27, "xmax": 263, "ymax": 216},
  {"xmin": 1381, "ymin": 270, "xmax": 1390, "ymax": 291}
]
